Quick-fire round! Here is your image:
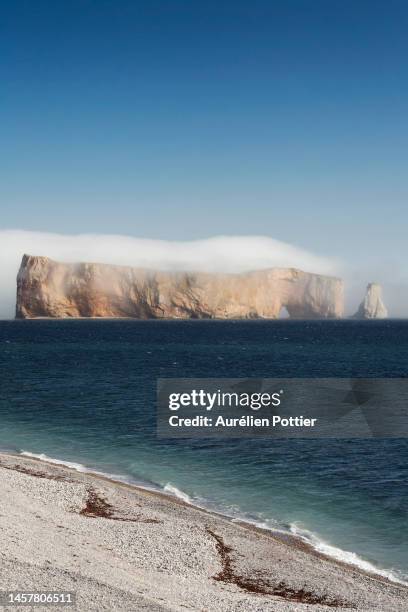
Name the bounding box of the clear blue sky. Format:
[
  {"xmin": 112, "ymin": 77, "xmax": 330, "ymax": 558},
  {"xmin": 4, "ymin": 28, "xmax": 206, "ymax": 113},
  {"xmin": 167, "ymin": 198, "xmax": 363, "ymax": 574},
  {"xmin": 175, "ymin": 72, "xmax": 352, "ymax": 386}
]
[{"xmin": 1, "ymin": 0, "xmax": 407, "ymax": 263}]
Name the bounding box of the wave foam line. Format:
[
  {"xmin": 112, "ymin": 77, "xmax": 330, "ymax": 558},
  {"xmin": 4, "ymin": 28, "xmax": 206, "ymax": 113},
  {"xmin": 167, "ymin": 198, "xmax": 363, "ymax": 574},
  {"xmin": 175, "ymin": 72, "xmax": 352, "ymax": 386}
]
[
  {"xmin": 290, "ymin": 523, "xmax": 408, "ymax": 585},
  {"xmin": 163, "ymin": 483, "xmax": 193, "ymax": 504},
  {"xmin": 20, "ymin": 451, "xmax": 128, "ymax": 483}
]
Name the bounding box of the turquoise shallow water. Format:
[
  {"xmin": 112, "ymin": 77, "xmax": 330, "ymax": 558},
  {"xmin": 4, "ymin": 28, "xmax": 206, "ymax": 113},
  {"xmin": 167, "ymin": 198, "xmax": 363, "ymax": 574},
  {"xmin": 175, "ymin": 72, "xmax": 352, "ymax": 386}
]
[{"xmin": 0, "ymin": 319, "xmax": 407, "ymax": 581}]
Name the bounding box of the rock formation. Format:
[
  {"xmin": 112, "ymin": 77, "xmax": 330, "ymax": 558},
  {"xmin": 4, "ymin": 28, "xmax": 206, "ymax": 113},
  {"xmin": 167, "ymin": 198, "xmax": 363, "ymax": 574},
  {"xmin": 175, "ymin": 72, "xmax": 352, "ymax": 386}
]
[
  {"xmin": 16, "ymin": 254, "xmax": 344, "ymax": 320},
  {"xmin": 353, "ymin": 283, "xmax": 388, "ymax": 319}
]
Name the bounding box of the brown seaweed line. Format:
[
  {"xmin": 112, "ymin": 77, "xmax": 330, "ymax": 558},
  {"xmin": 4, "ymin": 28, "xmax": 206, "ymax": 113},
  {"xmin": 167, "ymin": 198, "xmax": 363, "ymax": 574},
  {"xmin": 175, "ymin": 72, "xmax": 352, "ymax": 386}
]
[
  {"xmin": 206, "ymin": 527, "xmax": 353, "ymax": 607},
  {"xmin": 80, "ymin": 488, "xmax": 161, "ymax": 523},
  {"xmin": 0, "ymin": 461, "xmax": 72, "ymax": 482}
]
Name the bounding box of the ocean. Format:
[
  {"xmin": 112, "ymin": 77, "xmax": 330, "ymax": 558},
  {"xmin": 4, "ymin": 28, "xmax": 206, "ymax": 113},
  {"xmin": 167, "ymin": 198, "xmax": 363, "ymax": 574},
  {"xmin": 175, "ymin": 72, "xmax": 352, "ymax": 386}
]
[{"xmin": 0, "ymin": 319, "xmax": 407, "ymax": 583}]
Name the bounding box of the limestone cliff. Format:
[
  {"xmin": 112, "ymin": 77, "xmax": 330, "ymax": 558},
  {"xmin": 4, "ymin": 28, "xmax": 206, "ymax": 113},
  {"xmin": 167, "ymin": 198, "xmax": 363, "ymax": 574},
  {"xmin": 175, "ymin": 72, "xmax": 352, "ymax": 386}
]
[
  {"xmin": 16, "ymin": 254, "xmax": 344, "ymax": 320},
  {"xmin": 353, "ymin": 283, "xmax": 388, "ymax": 319}
]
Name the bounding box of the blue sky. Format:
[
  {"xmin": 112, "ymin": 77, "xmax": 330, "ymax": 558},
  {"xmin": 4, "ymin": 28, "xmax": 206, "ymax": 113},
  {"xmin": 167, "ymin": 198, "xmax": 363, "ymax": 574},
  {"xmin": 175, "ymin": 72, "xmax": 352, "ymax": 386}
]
[{"xmin": 1, "ymin": 0, "xmax": 407, "ymax": 267}]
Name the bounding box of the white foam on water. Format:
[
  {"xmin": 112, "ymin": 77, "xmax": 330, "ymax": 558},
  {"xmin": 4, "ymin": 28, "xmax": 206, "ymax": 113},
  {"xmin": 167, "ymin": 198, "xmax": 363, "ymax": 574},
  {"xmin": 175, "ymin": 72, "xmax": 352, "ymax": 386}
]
[
  {"xmin": 163, "ymin": 483, "xmax": 193, "ymax": 504},
  {"xmin": 290, "ymin": 523, "xmax": 408, "ymax": 585},
  {"xmin": 21, "ymin": 451, "xmax": 89, "ymax": 471},
  {"xmin": 19, "ymin": 451, "xmax": 127, "ymax": 483},
  {"xmin": 20, "ymin": 451, "xmax": 175, "ymax": 496}
]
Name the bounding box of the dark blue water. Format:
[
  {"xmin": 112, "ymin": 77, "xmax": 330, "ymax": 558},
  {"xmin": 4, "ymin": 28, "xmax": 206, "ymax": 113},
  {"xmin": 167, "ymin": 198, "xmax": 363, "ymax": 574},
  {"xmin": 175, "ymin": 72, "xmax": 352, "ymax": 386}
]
[{"xmin": 0, "ymin": 320, "xmax": 407, "ymax": 581}]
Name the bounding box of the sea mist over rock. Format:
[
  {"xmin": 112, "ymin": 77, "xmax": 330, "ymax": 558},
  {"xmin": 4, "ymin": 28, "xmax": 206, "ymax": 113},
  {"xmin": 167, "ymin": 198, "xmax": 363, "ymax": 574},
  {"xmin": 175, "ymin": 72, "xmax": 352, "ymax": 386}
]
[
  {"xmin": 0, "ymin": 230, "xmax": 338, "ymax": 319},
  {"xmin": 1, "ymin": 229, "xmax": 406, "ymax": 319},
  {"xmin": 16, "ymin": 255, "xmax": 344, "ymax": 320}
]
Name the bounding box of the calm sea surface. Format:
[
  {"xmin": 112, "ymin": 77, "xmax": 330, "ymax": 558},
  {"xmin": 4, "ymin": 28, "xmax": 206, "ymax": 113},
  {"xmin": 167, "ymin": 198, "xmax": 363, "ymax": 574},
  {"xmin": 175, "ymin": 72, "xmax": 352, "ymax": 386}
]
[{"xmin": 0, "ymin": 320, "xmax": 407, "ymax": 581}]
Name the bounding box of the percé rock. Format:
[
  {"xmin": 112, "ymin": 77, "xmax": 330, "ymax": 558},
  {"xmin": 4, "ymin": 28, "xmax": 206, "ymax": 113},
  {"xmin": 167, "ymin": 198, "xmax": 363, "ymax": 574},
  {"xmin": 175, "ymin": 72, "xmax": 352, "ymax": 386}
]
[
  {"xmin": 353, "ymin": 283, "xmax": 388, "ymax": 319},
  {"xmin": 15, "ymin": 254, "xmax": 344, "ymax": 320}
]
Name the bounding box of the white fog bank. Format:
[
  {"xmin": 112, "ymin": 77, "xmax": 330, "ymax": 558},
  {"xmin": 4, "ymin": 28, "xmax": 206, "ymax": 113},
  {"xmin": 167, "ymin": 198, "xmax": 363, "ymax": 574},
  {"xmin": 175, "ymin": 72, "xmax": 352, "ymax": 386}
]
[
  {"xmin": 1, "ymin": 229, "xmax": 406, "ymax": 319},
  {"xmin": 0, "ymin": 229, "xmax": 339, "ymax": 319}
]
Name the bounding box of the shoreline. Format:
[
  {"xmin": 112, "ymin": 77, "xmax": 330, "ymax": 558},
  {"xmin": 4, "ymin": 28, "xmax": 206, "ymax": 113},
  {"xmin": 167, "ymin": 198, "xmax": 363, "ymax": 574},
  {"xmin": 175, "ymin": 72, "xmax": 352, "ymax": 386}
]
[
  {"xmin": 0, "ymin": 451, "xmax": 407, "ymax": 611},
  {"xmin": 15, "ymin": 449, "xmax": 408, "ymax": 587}
]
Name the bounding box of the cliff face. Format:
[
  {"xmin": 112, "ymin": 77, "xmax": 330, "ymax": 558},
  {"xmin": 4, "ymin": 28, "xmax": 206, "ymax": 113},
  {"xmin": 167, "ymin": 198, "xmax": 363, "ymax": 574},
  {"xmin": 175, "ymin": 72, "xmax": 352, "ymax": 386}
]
[
  {"xmin": 16, "ymin": 255, "xmax": 344, "ymax": 320},
  {"xmin": 353, "ymin": 283, "xmax": 388, "ymax": 319}
]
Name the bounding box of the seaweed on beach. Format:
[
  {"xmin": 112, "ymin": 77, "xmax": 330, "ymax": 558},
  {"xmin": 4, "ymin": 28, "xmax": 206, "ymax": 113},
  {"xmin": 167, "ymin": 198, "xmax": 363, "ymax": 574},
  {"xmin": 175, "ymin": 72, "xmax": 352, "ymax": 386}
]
[
  {"xmin": 80, "ymin": 487, "xmax": 115, "ymax": 518},
  {"xmin": 0, "ymin": 461, "xmax": 73, "ymax": 482},
  {"xmin": 80, "ymin": 487, "xmax": 161, "ymax": 523},
  {"xmin": 206, "ymin": 528, "xmax": 353, "ymax": 607}
]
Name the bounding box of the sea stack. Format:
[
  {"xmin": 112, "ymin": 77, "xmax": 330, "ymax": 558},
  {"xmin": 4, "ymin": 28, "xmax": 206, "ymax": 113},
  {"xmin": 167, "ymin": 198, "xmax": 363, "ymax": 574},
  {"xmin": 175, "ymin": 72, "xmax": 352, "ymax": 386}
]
[
  {"xmin": 15, "ymin": 254, "xmax": 344, "ymax": 320},
  {"xmin": 353, "ymin": 283, "xmax": 388, "ymax": 319}
]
